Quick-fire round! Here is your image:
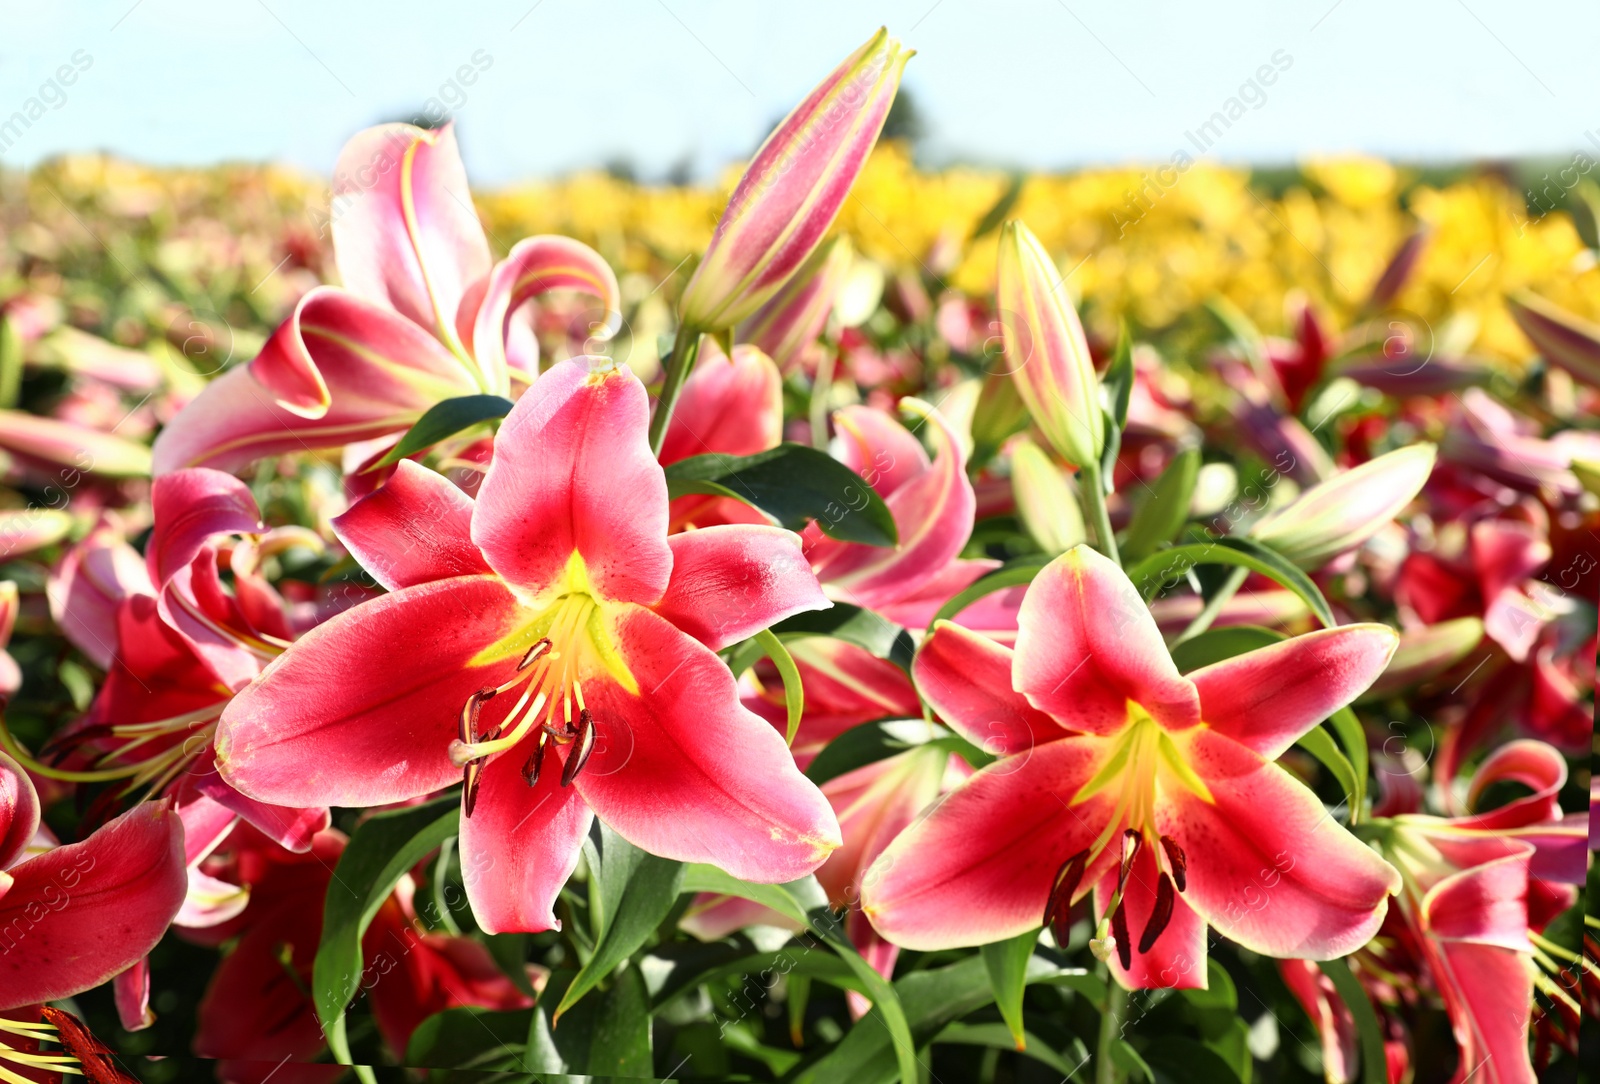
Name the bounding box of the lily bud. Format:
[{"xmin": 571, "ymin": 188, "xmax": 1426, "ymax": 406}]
[
  {"xmin": 995, "ymin": 221, "xmax": 1103, "ymax": 469},
  {"xmin": 1011, "ymin": 437, "xmax": 1086, "ymax": 554},
  {"xmin": 679, "ymin": 29, "xmax": 910, "ymax": 331},
  {"xmin": 1363, "ymin": 617, "xmax": 1484, "ymax": 699},
  {"xmin": 739, "ymin": 236, "xmax": 854, "ymax": 372},
  {"xmin": 1507, "ymin": 290, "xmax": 1600, "ymax": 389},
  {"xmin": 1252, "ymin": 444, "xmax": 1436, "ymax": 570}
]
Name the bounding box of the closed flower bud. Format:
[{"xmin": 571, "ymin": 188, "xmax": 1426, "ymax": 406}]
[
  {"xmin": 996, "ymin": 221, "xmax": 1103, "ymax": 469},
  {"xmin": 679, "ymin": 29, "xmax": 910, "ymax": 331},
  {"xmin": 1252, "ymin": 444, "xmax": 1436, "ymax": 569}
]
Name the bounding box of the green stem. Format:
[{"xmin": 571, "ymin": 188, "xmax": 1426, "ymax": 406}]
[
  {"xmin": 809, "ymin": 346, "xmax": 837, "ymax": 451},
  {"xmin": 1078, "ymin": 461, "xmax": 1121, "ymax": 566},
  {"xmin": 1172, "ymin": 565, "xmax": 1248, "ymax": 645},
  {"xmin": 648, "ymin": 322, "xmax": 703, "ymax": 455},
  {"xmin": 1095, "ymin": 979, "xmax": 1128, "ymax": 1084}
]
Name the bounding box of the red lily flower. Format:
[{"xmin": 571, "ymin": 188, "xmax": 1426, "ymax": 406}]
[
  {"xmin": 216, "ymin": 357, "xmax": 840, "ymax": 934},
  {"xmin": 0, "ymin": 751, "xmax": 187, "ymax": 1014},
  {"xmin": 151, "ymin": 123, "xmax": 619, "ymax": 478},
  {"xmin": 861, "ymin": 545, "xmax": 1402, "ymax": 990},
  {"xmin": 191, "ymin": 824, "xmax": 535, "ymax": 1082}
]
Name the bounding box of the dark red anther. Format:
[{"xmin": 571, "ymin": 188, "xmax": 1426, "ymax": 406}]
[
  {"xmin": 1110, "ymin": 900, "xmax": 1131, "ymax": 971},
  {"xmin": 522, "ymin": 732, "xmax": 548, "ymax": 788},
  {"xmin": 459, "ymin": 689, "xmax": 494, "ymax": 745},
  {"xmin": 561, "ymin": 709, "xmax": 597, "ymax": 787},
  {"xmin": 1159, "ymin": 835, "xmax": 1187, "ymax": 892},
  {"xmin": 1043, "ymin": 849, "xmax": 1090, "ymax": 946},
  {"xmin": 518, "ymin": 638, "xmax": 552, "ymax": 670},
  {"xmin": 462, "ymin": 761, "xmax": 483, "ymax": 818},
  {"xmin": 1139, "ymin": 873, "xmax": 1176, "ymax": 953}
]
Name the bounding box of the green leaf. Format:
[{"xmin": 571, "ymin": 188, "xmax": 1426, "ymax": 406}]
[
  {"xmin": 930, "ymin": 554, "xmax": 1047, "ymax": 628},
  {"xmin": 769, "ymin": 604, "xmax": 916, "ymax": 673},
  {"xmin": 1207, "ymin": 296, "xmax": 1272, "ymax": 387},
  {"xmin": 1318, "ymin": 959, "xmax": 1387, "ymax": 1084},
  {"xmin": 1143, "ymin": 1036, "xmax": 1243, "ymax": 1084},
  {"xmin": 756, "ymin": 628, "xmax": 804, "ymax": 746},
  {"xmin": 370, "ymin": 394, "xmax": 514, "ymax": 469},
  {"xmin": 1097, "ymin": 320, "xmax": 1136, "ymax": 491},
  {"xmin": 404, "ymin": 1006, "xmax": 533, "ymax": 1072},
  {"xmin": 796, "ymin": 953, "xmax": 1088, "ymax": 1084},
  {"xmin": 681, "ymin": 867, "xmax": 918, "ymax": 1084},
  {"xmin": 665, "ymin": 443, "xmax": 898, "ymax": 546},
  {"xmin": 1170, "ymin": 625, "xmax": 1285, "ymax": 673},
  {"xmin": 313, "ymin": 796, "xmax": 459, "ymax": 1063},
  {"xmin": 981, "ymin": 928, "xmax": 1040, "ymax": 1050},
  {"xmin": 802, "ymin": 719, "xmax": 945, "ymax": 786},
  {"xmin": 1327, "ymin": 706, "xmax": 1369, "ymax": 822},
  {"xmin": 1296, "ymin": 725, "xmax": 1361, "ymax": 817},
  {"xmin": 583, "ymin": 963, "xmax": 653, "ymax": 1076},
  {"xmin": 1113, "ymin": 1038, "xmax": 1156, "ymax": 1082},
  {"xmin": 555, "ymin": 828, "xmax": 684, "ymax": 1020},
  {"xmin": 1122, "ymin": 447, "xmax": 1201, "ymax": 564},
  {"xmin": 933, "ymin": 1022, "xmax": 1083, "ymax": 1075},
  {"xmin": 1125, "ymin": 536, "xmax": 1336, "ymax": 628}
]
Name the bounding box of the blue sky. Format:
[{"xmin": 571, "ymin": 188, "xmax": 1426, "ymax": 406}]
[{"xmin": 1, "ymin": 0, "xmax": 1596, "ymax": 183}]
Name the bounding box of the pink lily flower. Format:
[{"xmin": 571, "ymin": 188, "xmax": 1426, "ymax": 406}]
[
  {"xmin": 1363, "ymin": 741, "xmax": 1587, "ymax": 1084},
  {"xmin": 861, "ymin": 544, "xmax": 1401, "ymax": 990},
  {"xmin": 745, "ymin": 400, "xmax": 1020, "ymax": 759},
  {"xmin": 0, "ymin": 750, "xmax": 187, "ymax": 1012},
  {"xmin": 151, "ymin": 123, "xmax": 619, "ymax": 477},
  {"xmin": 737, "ymin": 236, "xmax": 854, "ymax": 374},
  {"xmin": 215, "ymin": 357, "xmax": 840, "ymax": 934}
]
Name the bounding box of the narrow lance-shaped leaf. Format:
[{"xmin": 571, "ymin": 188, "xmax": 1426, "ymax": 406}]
[
  {"xmin": 370, "ymin": 393, "xmax": 513, "ymax": 469},
  {"xmin": 1120, "ymin": 447, "xmax": 1200, "ymax": 564},
  {"xmin": 664, "ymin": 443, "xmax": 898, "ymax": 547},
  {"xmin": 555, "ymin": 828, "xmax": 685, "ymax": 1020},
  {"xmin": 312, "ymin": 796, "xmax": 458, "ymax": 1063}
]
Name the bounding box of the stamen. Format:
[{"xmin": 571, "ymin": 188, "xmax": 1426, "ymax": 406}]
[
  {"xmin": 37, "ymin": 1006, "xmax": 139, "ymax": 1084},
  {"xmin": 1043, "ymin": 849, "xmax": 1090, "ymax": 946},
  {"xmin": 1116, "ymin": 829, "xmax": 1142, "ymax": 896},
  {"xmin": 561, "ymin": 709, "xmax": 597, "ymax": 787},
  {"xmin": 459, "ymin": 689, "xmax": 493, "ymax": 745},
  {"xmin": 1110, "ymin": 899, "xmax": 1131, "ymax": 970},
  {"xmin": 521, "ymin": 732, "xmax": 548, "ymax": 787},
  {"xmin": 1159, "ymin": 835, "xmax": 1187, "ymax": 893},
  {"xmin": 1139, "ymin": 873, "xmax": 1176, "ymax": 953}
]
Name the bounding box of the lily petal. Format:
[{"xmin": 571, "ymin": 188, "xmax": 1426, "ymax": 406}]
[
  {"xmin": 861, "ymin": 738, "xmax": 1116, "ymax": 951},
  {"xmin": 332, "ymin": 122, "xmax": 492, "ymax": 357},
  {"xmin": 913, "ymin": 621, "xmax": 1066, "ymax": 756},
  {"xmin": 1162, "ymin": 728, "xmax": 1399, "ymax": 960},
  {"xmin": 217, "ymin": 575, "xmax": 526, "ymax": 808},
  {"xmin": 1014, "ymin": 546, "xmax": 1199, "ymax": 734},
  {"xmin": 0, "ymin": 801, "xmax": 186, "ymax": 1011},
  {"xmin": 658, "ymin": 342, "xmax": 783, "ymax": 466},
  {"xmin": 458, "ymin": 742, "xmax": 593, "ymax": 934},
  {"xmin": 653, "ymin": 525, "xmax": 828, "ymax": 652},
  {"xmin": 0, "ymin": 749, "xmax": 40, "ymax": 871},
  {"xmin": 473, "ymin": 358, "xmax": 671, "ymax": 602},
  {"xmin": 1189, "ymin": 625, "xmax": 1398, "ymax": 759},
  {"xmin": 47, "ymin": 518, "xmax": 154, "ymax": 670},
  {"xmin": 152, "ymin": 288, "xmax": 472, "ymax": 475},
  {"xmin": 575, "ymin": 606, "xmax": 839, "ymax": 883},
  {"xmin": 810, "ymin": 400, "xmax": 975, "ymax": 611},
  {"xmin": 471, "ymin": 235, "xmax": 621, "ymax": 394},
  {"xmin": 332, "ymin": 460, "xmax": 489, "ymax": 590}
]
